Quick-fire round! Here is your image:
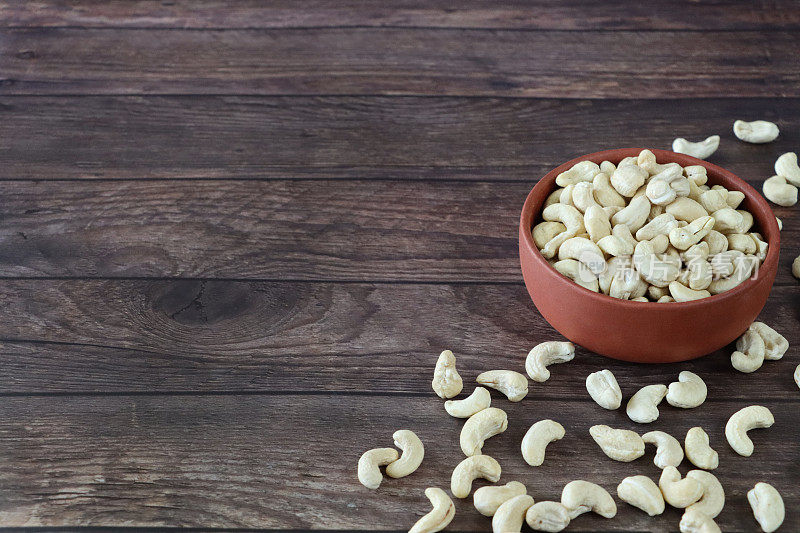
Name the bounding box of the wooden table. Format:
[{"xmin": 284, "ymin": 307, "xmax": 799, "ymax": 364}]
[{"xmin": 1, "ymin": 2, "xmax": 798, "ymax": 531}]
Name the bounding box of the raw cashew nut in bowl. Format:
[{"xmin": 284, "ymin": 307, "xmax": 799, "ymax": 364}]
[
  {"xmin": 556, "ymin": 160, "xmax": 600, "ymax": 187},
  {"xmin": 725, "ymin": 405, "xmax": 774, "ymax": 457},
  {"xmin": 680, "ymin": 508, "xmax": 722, "ymax": 533},
  {"xmin": 616, "ymin": 475, "xmax": 665, "ymax": 516},
  {"xmin": 684, "ymin": 427, "xmax": 718, "ymax": 470},
  {"xmin": 748, "ymin": 482, "xmax": 785, "ymax": 532},
  {"xmin": 525, "ymin": 341, "xmax": 575, "ymax": 382},
  {"xmin": 477, "ymin": 370, "xmax": 529, "ymax": 402},
  {"xmin": 409, "ymin": 487, "xmax": 456, "ymax": 533},
  {"xmin": 626, "ymin": 384, "xmax": 668, "ymax": 424},
  {"xmin": 492, "ymin": 494, "xmax": 535, "ymax": 533},
  {"xmin": 461, "ymin": 407, "xmax": 508, "ymax": 457},
  {"xmin": 474, "ymin": 481, "xmax": 527, "ymax": 517},
  {"xmin": 589, "ymin": 425, "xmax": 645, "ymax": 462},
  {"xmin": 432, "ymin": 350, "xmax": 463, "ymax": 399},
  {"xmin": 525, "ymin": 501, "xmax": 572, "ymax": 532},
  {"xmin": 385, "ymin": 429, "xmax": 424, "ymax": 478},
  {"xmin": 561, "ymin": 480, "xmax": 617, "ymax": 519},
  {"xmin": 733, "ymin": 120, "xmax": 780, "ymax": 144},
  {"xmin": 444, "ymin": 387, "xmax": 491, "ymax": 418},
  {"xmin": 659, "ymin": 466, "xmax": 704, "ymax": 508},
  {"xmin": 642, "ymin": 430, "xmax": 684, "ymax": 469},
  {"xmin": 585, "ymin": 369, "xmax": 622, "ymax": 410},
  {"xmin": 686, "ymin": 470, "xmax": 725, "ymax": 518},
  {"xmin": 451, "ymin": 455, "xmax": 502, "ymax": 498},
  {"xmin": 666, "ymin": 371, "xmax": 707, "ymax": 408},
  {"xmin": 357, "ymin": 447, "xmax": 399, "ymax": 489},
  {"xmin": 672, "ymin": 135, "xmax": 720, "ymax": 160},
  {"xmin": 521, "ymin": 419, "xmax": 565, "ymax": 466}
]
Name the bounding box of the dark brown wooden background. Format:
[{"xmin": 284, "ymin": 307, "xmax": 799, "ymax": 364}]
[{"xmin": 0, "ymin": 2, "xmax": 798, "ymax": 531}]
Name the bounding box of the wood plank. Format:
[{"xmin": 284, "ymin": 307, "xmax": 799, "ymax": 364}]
[
  {"xmin": 1, "ymin": 96, "xmax": 798, "ymax": 180},
  {"xmin": 4, "ymin": 0, "xmax": 800, "ymax": 30},
  {"xmin": 0, "ymin": 394, "xmax": 797, "ymax": 530},
  {"xmin": 2, "ymin": 29, "xmax": 800, "ymax": 97},
  {"xmin": 0, "ymin": 281, "xmax": 797, "ymax": 397},
  {"xmin": 2, "ymin": 179, "xmax": 798, "ymax": 282}
]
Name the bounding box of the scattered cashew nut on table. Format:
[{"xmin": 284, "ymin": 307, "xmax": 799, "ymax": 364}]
[
  {"xmin": 477, "ymin": 370, "xmax": 529, "ymax": 402},
  {"xmin": 672, "ymin": 135, "xmax": 720, "ymax": 160},
  {"xmin": 659, "ymin": 466, "xmax": 704, "ymax": 508},
  {"xmin": 525, "ymin": 341, "xmax": 575, "ymax": 382},
  {"xmin": 408, "ymin": 487, "xmax": 455, "ymax": 533},
  {"xmin": 460, "ymin": 407, "xmax": 508, "ymax": 457},
  {"xmin": 357, "ymin": 447, "xmax": 399, "ymax": 489},
  {"xmin": 686, "ymin": 470, "xmax": 725, "ymax": 519},
  {"xmin": 561, "ymin": 480, "xmax": 617, "ymax": 519},
  {"xmin": 617, "ymin": 475, "xmax": 665, "ymax": 516},
  {"xmin": 748, "ymin": 482, "xmax": 785, "ymax": 533},
  {"xmin": 684, "ymin": 427, "xmax": 718, "ymax": 470},
  {"xmin": 525, "ymin": 501, "xmax": 572, "ymax": 532},
  {"xmin": 642, "ymin": 430, "xmax": 684, "ymax": 469},
  {"xmin": 725, "ymin": 405, "xmax": 774, "ymax": 457},
  {"xmin": 385, "ymin": 429, "xmax": 424, "ymax": 478},
  {"xmin": 733, "ymin": 120, "xmax": 780, "ymax": 144},
  {"xmin": 521, "ymin": 419, "xmax": 565, "ymax": 467},
  {"xmin": 667, "ymin": 371, "xmax": 707, "ymax": 408},
  {"xmin": 627, "ymin": 384, "xmax": 668, "ymax": 423},
  {"xmin": 444, "ymin": 387, "xmax": 491, "ymax": 418},
  {"xmin": 450, "ymin": 454, "xmax": 502, "ymax": 498},
  {"xmin": 680, "ymin": 508, "xmax": 722, "ymax": 533},
  {"xmin": 762, "ymin": 175, "xmax": 798, "ymax": 207},
  {"xmin": 474, "ymin": 481, "xmax": 527, "ymax": 517},
  {"xmin": 492, "ymin": 494, "xmax": 535, "ymax": 533},
  {"xmin": 431, "ymin": 349, "xmax": 462, "ymax": 399},
  {"xmin": 585, "ymin": 369, "xmax": 622, "ymax": 410},
  {"xmin": 775, "ymin": 151, "xmax": 800, "ymax": 187},
  {"xmin": 589, "ymin": 425, "xmax": 645, "ymax": 462}
]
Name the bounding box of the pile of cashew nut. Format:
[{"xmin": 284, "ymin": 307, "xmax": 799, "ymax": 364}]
[{"xmin": 534, "ymin": 149, "xmax": 768, "ymax": 302}]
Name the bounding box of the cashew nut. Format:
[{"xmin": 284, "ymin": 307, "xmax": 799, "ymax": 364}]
[
  {"xmin": 794, "ymin": 255, "xmax": 800, "ymax": 279},
  {"xmin": 384, "ymin": 430, "xmax": 424, "ymax": 478},
  {"xmin": 682, "ymin": 257, "xmax": 713, "ymax": 291},
  {"xmin": 599, "ymin": 255, "xmax": 633, "ymax": 294},
  {"xmin": 432, "ymin": 349, "xmax": 463, "ymax": 399},
  {"xmin": 725, "ymin": 405, "xmax": 774, "ymax": 457},
  {"xmin": 451, "ymin": 454, "xmax": 502, "ymax": 498},
  {"xmin": 612, "ymin": 194, "xmax": 651, "ymax": 232},
  {"xmin": 589, "ymin": 424, "xmax": 645, "ymax": 462},
  {"xmin": 544, "ymin": 188, "xmax": 565, "ymax": 208},
  {"xmin": 648, "ymin": 233, "xmax": 670, "ymax": 254},
  {"xmin": 775, "ymin": 151, "xmax": 800, "ymax": 186},
  {"xmin": 525, "ymin": 501, "xmax": 571, "ymax": 532},
  {"xmin": 357, "ymin": 447, "xmax": 399, "ymax": 489},
  {"xmin": 559, "ymin": 184, "xmax": 576, "ymax": 206},
  {"xmin": 669, "ymin": 216, "xmax": 715, "ymax": 250},
  {"xmin": 762, "ymin": 175, "xmax": 798, "ymax": 207},
  {"xmin": 727, "ymin": 190, "xmax": 746, "ymax": 209},
  {"xmin": 686, "ymin": 470, "xmax": 725, "ymax": 518},
  {"xmin": 751, "ymin": 232, "xmax": 768, "ymax": 260},
  {"xmin": 702, "ymin": 230, "xmax": 728, "ymax": 255},
  {"xmin": 596, "ymin": 234, "xmax": 634, "ymax": 257},
  {"xmin": 680, "ymin": 508, "xmax": 722, "ymax": 533},
  {"xmin": 521, "ymin": 420, "xmax": 565, "ymax": 466},
  {"xmin": 610, "ymin": 266, "xmax": 645, "ymax": 300},
  {"xmin": 474, "ymin": 481, "xmax": 527, "ymax": 517},
  {"xmin": 734, "ymin": 120, "xmax": 779, "ymax": 143},
  {"xmin": 571, "ymin": 182, "xmax": 600, "ymax": 213},
  {"xmin": 727, "ymin": 233, "xmax": 756, "ymax": 254},
  {"xmin": 585, "ymin": 369, "xmax": 622, "ymax": 410},
  {"xmin": 638, "ymin": 149, "xmax": 673, "ymax": 175},
  {"xmin": 533, "ymin": 221, "xmax": 567, "ymax": 249},
  {"xmin": 667, "ymin": 371, "xmax": 707, "ymax": 408},
  {"xmin": 558, "ymin": 237, "xmax": 607, "ymax": 275},
  {"xmin": 710, "ymin": 207, "xmax": 743, "ymax": 233},
  {"xmin": 561, "ymin": 480, "xmax": 617, "ymax": 518},
  {"xmin": 556, "ymin": 160, "xmax": 599, "ymax": 187},
  {"xmin": 750, "ymin": 322, "xmax": 789, "ymax": 360},
  {"xmin": 635, "ymin": 213, "xmax": 679, "ymax": 241},
  {"xmin": 667, "ymin": 197, "xmax": 708, "ymax": 223},
  {"xmin": 626, "ymin": 384, "xmax": 668, "ymax": 423},
  {"xmin": 732, "ymin": 323, "xmax": 767, "ymax": 373},
  {"xmin": 672, "ymin": 135, "xmax": 720, "ymax": 160},
  {"xmin": 461, "ymin": 407, "xmax": 508, "ymax": 457},
  {"xmin": 592, "ymin": 171, "xmax": 626, "ymax": 207},
  {"xmin": 445, "ymin": 387, "xmax": 491, "ymax": 418},
  {"xmin": 611, "ymin": 164, "xmax": 648, "ymax": 197},
  {"xmin": 659, "ymin": 466, "xmax": 704, "ymax": 508},
  {"xmin": 477, "ymin": 370, "xmax": 529, "ymax": 402},
  {"xmin": 525, "ymin": 341, "xmax": 575, "ymax": 382},
  {"xmin": 600, "ymin": 160, "xmax": 616, "ymax": 174},
  {"xmin": 553, "ymin": 259, "xmax": 599, "ymax": 292},
  {"xmin": 748, "ymin": 482, "xmax": 785, "ymax": 532},
  {"xmin": 684, "ymin": 427, "xmax": 718, "ymax": 470},
  {"xmin": 492, "ymin": 494, "xmax": 535, "ymax": 533},
  {"xmin": 669, "ymin": 281, "xmax": 711, "ymax": 302},
  {"xmin": 642, "ymin": 431, "xmax": 684, "ymax": 469},
  {"xmin": 617, "ymin": 475, "xmax": 665, "ymax": 516},
  {"xmin": 684, "ymin": 165, "xmax": 709, "ymax": 186},
  {"xmin": 708, "ymin": 253, "xmax": 757, "ymax": 294},
  {"xmin": 646, "ymin": 164, "xmax": 689, "ymax": 205},
  {"xmin": 634, "ymin": 240, "xmax": 681, "ymax": 287},
  {"xmin": 541, "ymin": 204, "xmax": 586, "ymax": 259},
  {"xmin": 583, "ymin": 204, "xmax": 612, "ymax": 242},
  {"xmin": 795, "ymin": 364, "xmax": 800, "ymax": 390},
  {"xmin": 409, "ymin": 487, "xmax": 455, "ymax": 533}
]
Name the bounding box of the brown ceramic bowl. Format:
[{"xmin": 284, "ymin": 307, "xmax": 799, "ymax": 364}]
[{"xmin": 519, "ymin": 148, "xmax": 780, "ymax": 363}]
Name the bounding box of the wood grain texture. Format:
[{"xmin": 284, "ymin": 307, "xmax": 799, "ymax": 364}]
[
  {"xmin": 0, "ymin": 394, "xmax": 797, "ymax": 530},
  {"xmin": 0, "ymin": 280, "xmax": 797, "ymax": 396},
  {"xmin": 2, "ymin": 179, "xmax": 798, "ymax": 282},
  {"xmin": 2, "ymin": 29, "xmax": 800, "ymax": 96},
  {"xmin": 4, "ymin": 0, "xmax": 800, "ymax": 30},
  {"xmin": 1, "ymin": 96, "xmax": 797, "ymax": 180}
]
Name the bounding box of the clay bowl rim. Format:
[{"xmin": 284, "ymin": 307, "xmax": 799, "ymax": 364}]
[{"xmin": 519, "ymin": 147, "xmax": 781, "ymax": 309}]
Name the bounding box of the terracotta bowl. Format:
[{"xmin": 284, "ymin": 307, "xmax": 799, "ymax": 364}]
[{"xmin": 519, "ymin": 148, "xmax": 780, "ymax": 363}]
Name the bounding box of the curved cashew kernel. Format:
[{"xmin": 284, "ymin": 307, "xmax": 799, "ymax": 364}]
[
  {"xmin": 477, "ymin": 370, "xmax": 528, "ymax": 402},
  {"xmin": 358, "ymin": 447, "xmax": 399, "ymax": 489},
  {"xmin": 684, "ymin": 427, "xmax": 718, "ymax": 470},
  {"xmin": 637, "ymin": 149, "xmax": 672, "ymax": 175},
  {"xmin": 684, "ymin": 259, "xmax": 713, "ymax": 291},
  {"xmin": 556, "ymin": 160, "xmax": 599, "ymax": 187},
  {"xmin": 617, "ymin": 475, "xmax": 665, "ymax": 516},
  {"xmin": 669, "ymin": 281, "xmax": 711, "ymax": 302},
  {"xmin": 583, "ymin": 205, "xmax": 611, "ymax": 242},
  {"xmin": 597, "ymin": 235, "xmax": 633, "ymax": 257},
  {"xmin": 559, "ymin": 184, "xmax": 576, "ymax": 206},
  {"xmin": 626, "ymin": 384, "xmax": 668, "ymax": 423},
  {"xmin": 553, "ymin": 259, "xmax": 599, "ymax": 292},
  {"xmin": 474, "ymin": 481, "xmax": 527, "ymax": 517},
  {"xmin": 445, "ymin": 387, "xmax": 491, "ymax": 418},
  {"xmin": 561, "ymin": 480, "xmax": 617, "ymax": 519},
  {"xmin": 635, "ymin": 213, "xmax": 678, "ymax": 241},
  {"xmin": 544, "ymin": 188, "xmax": 564, "ymax": 208},
  {"xmin": 409, "ymin": 487, "xmax": 455, "ymax": 533},
  {"xmin": 709, "ymin": 249, "xmax": 742, "ymax": 278},
  {"xmin": 611, "ymin": 164, "xmax": 648, "ymax": 197},
  {"xmin": 725, "ymin": 405, "xmax": 774, "ymax": 457},
  {"xmin": 648, "ymin": 233, "xmax": 670, "ymax": 254},
  {"xmin": 533, "ymin": 221, "xmax": 567, "ymax": 249},
  {"xmin": 734, "ymin": 120, "xmax": 779, "ymax": 143},
  {"xmin": 558, "ymin": 237, "xmax": 606, "ymax": 275},
  {"xmin": 684, "ymin": 241, "xmax": 709, "ymax": 262},
  {"xmin": 730, "ymin": 209, "xmax": 753, "ymax": 234},
  {"xmin": 599, "ymin": 255, "xmax": 632, "ymax": 294},
  {"xmin": 451, "ymin": 455, "xmax": 502, "ymax": 498},
  {"xmin": 763, "ymin": 175, "xmax": 798, "ymax": 207},
  {"xmin": 610, "ymin": 266, "xmax": 644, "ymax": 300},
  {"xmin": 680, "ymin": 508, "xmax": 722, "ymax": 533},
  {"xmin": 572, "ymin": 182, "xmax": 600, "ymax": 213},
  {"xmin": 672, "ymin": 135, "xmax": 720, "ymax": 160},
  {"xmin": 775, "ymin": 151, "xmax": 800, "ymax": 186},
  {"xmin": 669, "ymin": 215, "xmax": 715, "ymax": 250},
  {"xmin": 521, "ymin": 420, "xmax": 565, "ymax": 466},
  {"xmin": 612, "ymin": 195, "xmax": 651, "ymax": 232},
  {"xmin": 646, "ymin": 165, "xmax": 689, "ymax": 205},
  {"xmin": 386, "ymin": 430, "xmax": 424, "ymax": 478},
  {"xmin": 667, "ymin": 197, "xmax": 708, "ymax": 223},
  {"xmin": 750, "ymin": 322, "xmax": 789, "ymax": 360},
  {"xmin": 659, "ymin": 466, "xmax": 704, "ymax": 508},
  {"xmin": 698, "ymin": 189, "xmax": 727, "ymax": 213},
  {"xmin": 585, "ymin": 369, "xmax": 622, "ymax": 410},
  {"xmin": 542, "ymin": 201, "xmax": 585, "ymax": 233},
  {"xmin": 748, "ymin": 482, "xmax": 785, "ymax": 533},
  {"xmin": 702, "ymin": 230, "xmax": 728, "ymax": 255},
  {"xmin": 613, "ymin": 223, "xmax": 639, "ymax": 249},
  {"xmin": 732, "ymin": 324, "xmax": 766, "ymax": 373},
  {"xmin": 684, "ymin": 165, "xmax": 709, "ymax": 185},
  {"xmin": 492, "ymin": 494, "xmax": 535, "ymax": 533},
  {"xmin": 589, "ymin": 424, "xmax": 645, "ymax": 462},
  {"xmin": 727, "ymin": 233, "xmax": 756, "ymax": 254},
  {"xmin": 642, "ymin": 431, "xmax": 684, "ymax": 469},
  {"xmin": 634, "ymin": 240, "xmax": 681, "ymax": 287},
  {"xmin": 647, "ymin": 284, "xmax": 669, "ymax": 300},
  {"xmin": 461, "ymin": 407, "xmax": 508, "ymax": 456},
  {"xmin": 525, "ymin": 502, "xmax": 571, "ymax": 532},
  {"xmin": 592, "ymin": 172, "xmax": 626, "ymax": 207},
  {"xmin": 432, "ymin": 350, "xmax": 463, "ymax": 399},
  {"xmin": 793, "ymin": 255, "xmax": 800, "ymax": 279},
  {"xmin": 686, "ymin": 470, "xmax": 725, "ymax": 518},
  {"xmin": 710, "ymin": 207, "xmax": 742, "ymax": 234},
  {"xmin": 525, "ymin": 341, "xmax": 575, "ymax": 382},
  {"xmin": 667, "ymin": 371, "xmax": 707, "ymax": 409},
  {"xmin": 727, "ymin": 190, "xmax": 746, "ymax": 210},
  {"xmin": 751, "ymin": 232, "xmax": 768, "ymax": 260}
]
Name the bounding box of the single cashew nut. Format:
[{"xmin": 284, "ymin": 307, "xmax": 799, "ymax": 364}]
[
  {"xmin": 492, "ymin": 494, "xmax": 535, "ymax": 533},
  {"xmin": 727, "ymin": 233, "xmax": 756, "ymax": 254},
  {"xmin": 684, "ymin": 427, "xmax": 718, "ymax": 470},
  {"xmin": 525, "ymin": 501, "xmax": 571, "ymax": 532},
  {"xmin": 734, "ymin": 120, "xmax": 780, "ymax": 144},
  {"xmin": 593, "ymin": 171, "xmax": 626, "ymax": 207},
  {"xmin": 617, "ymin": 475, "xmax": 665, "ymax": 516},
  {"xmin": 762, "ymin": 175, "xmax": 798, "ymax": 207},
  {"xmin": 633, "ymin": 240, "xmax": 681, "ymax": 287},
  {"xmin": 686, "ymin": 470, "xmax": 725, "ymax": 518},
  {"xmin": 646, "ymin": 164, "xmax": 689, "ymax": 205},
  {"xmin": 626, "ymin": 384, "xmax": 668, "ymax": 424},
  {"xmin": 572, "ymin": 182, "xmax": 600, "ymax": 213},
  {"xmin": 386, "ymin": 430, "xmax": 424, "ymax": 478},
  {"xmin": 558, "ymin": 237, "xmax": 607, "ymax": 275},
  {"xmin": 474, "ymin": 481, "xmax": 527, "ymax": 517},
  {"xmin": 561, "ymin": 480, "xmax": 617, "ymax": 518},
  {"xmin": 750, "ymin": 322, "xmax": 789, "ymax": 360},
  {"xmin": 553, "ymin": 259, "xmax": 599, "ymax": 292},
  {"xmin": 775, "ymin": 151, "xmax": 800, "ymax": 186},
  {"xmin": 612, "ymin": 195, "xmax": 651, "ymax": 232},
  {"xmin": 445, "ymin": 387, "xmax": 491, "ymax": 418},
  {"xmin": 357, "ymin": 447, "xmax": 399, "ymax": 489},
  {"xmin": 793, "ymin": 255, "xmax": 800, "ymax": 279},
  {"xmin": 638, "ymin": 149, "xmax": 673, "ymax": 175},
  {"xmin": 451, "ymin": 455, "xmax": 502, "ymax": 498},
  {"xmin": 432, "ymin": 349, "xmax": 463, "ymax": 399},
  {"xmin": 667, "ymin": 371, "xmax": 707, "ymax": 408},
  {"xmin": 597, "ymin": 234, "xmax": 634, "ymax": 257},
  {"xmin": 710, "ymin": 207, "xmax": 743, "ymax": 234},
  {"xmin": 636, "ymin": 213, "xmax": 679, "ymax": 241},
  {"xmin": 533, "ymin": 221, "xmax": 567, "ymax": 249},
  {"xmin": 541, "ymin": 204, "xmax": 586, "ymax": 259},
  {"xmin": 521, "ymin": 420, "xmax": 565, "ymax": 466},
  {"xmin": 684, "ymin": 165, "xmax": 709, "ymax": 186},
  {"xmin": 702, "ymin": 230, "xmax": 728, "ymax": 255},
  {"xmin": 583, "ymin": 205, "xmax": 612, "ymax": 242},
  {"xmin": 732, "ymin": 324, "xmax": 766, "ymax": 373},
  {"xmin": 642, "ymin": 431, "xmax": 684, "ymax": 469},
  {"xmin": 659, "ymin": 466, "xmax": 704, "ymax": 508},
  {"xmin": 611, "ymin": 164, "xmax": 648, "ymax": 197},
  {"xmin": 460, "ymin": 407, "xmax": 508, "ymax": 456},
  {"xmin": 667, "ymin": 197, "xmax": 708, "ymax": 222},
  {"xmin": 477, "ymin": 370, "xmax": 529, "ymax": 402},
  {"xmin": 672, "ymin": 135, "xmax": 720, "ymax": 160},
  {"xmin": 748, "ymin": 482, "xmax": 785, "ymax": 533},
  {"xmin": 669, "ymin": 215, "xmax": 715, "ymax": 250},
  {"xmin": 585, "ymin": 369, "xmax": 622, "ymax": 410},
  {"xmin": 680, "ymin": 508, "xmax": 722, "ymax": 533},
  {"xmin": 609, "ymin": 266, "xmax": 645, "ymax": 300},
  {"xmin": 409, "ymin": 487, "xmax": 455, "ymax": 533},
  {"xmin": 725, "ymin": 405, "xmax": 774, "ymax": 457},
  {"xmin": 589, "ymin": 425, "xmax": 645, "ymax": 462},
  {"xmin": 556, "ymin": 160, "xmax": 600, "ymax": 187},
  {"xmin": 669, "ymin": 281, "xmax": 711, "ymax": 302},
  {"xmin": 525, "ymin": 341, "xmax": 575, "ymax": 382}
]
